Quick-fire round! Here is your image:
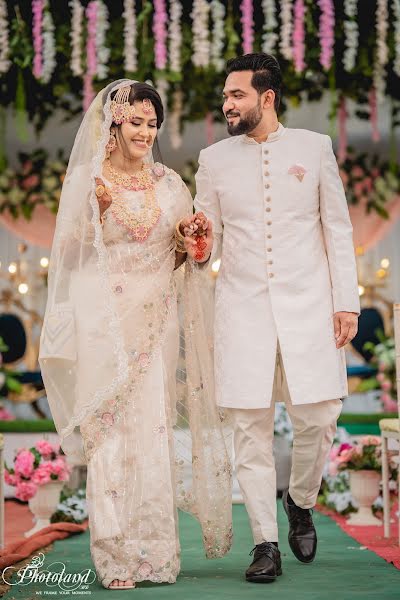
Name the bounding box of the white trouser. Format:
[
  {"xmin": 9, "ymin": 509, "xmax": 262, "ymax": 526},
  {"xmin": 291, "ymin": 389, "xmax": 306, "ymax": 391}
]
[{"xmin": 227, "ymin": 346, "xmax": 342, "ymax": 544}]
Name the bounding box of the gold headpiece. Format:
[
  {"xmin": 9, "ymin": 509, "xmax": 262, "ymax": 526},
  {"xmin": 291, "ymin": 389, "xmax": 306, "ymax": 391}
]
[{"xmin": 110, "ymin": 86, "xmax": 136, "ymax": 125}]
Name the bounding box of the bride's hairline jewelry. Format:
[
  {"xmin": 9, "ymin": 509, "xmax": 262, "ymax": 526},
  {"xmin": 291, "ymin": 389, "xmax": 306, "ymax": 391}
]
[{"xmin": 110, "ymin": 85, "xmax": 157, "ymax": 126}]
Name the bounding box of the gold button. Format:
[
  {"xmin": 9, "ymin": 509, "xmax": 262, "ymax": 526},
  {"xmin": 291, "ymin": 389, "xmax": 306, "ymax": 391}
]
[
  {"xmin": 264, "ymin": 149, "xmax": 269, "ymax": 154},
  {"xmin": 267, "ymin": 234, "xmax": 272, "ymax": 239},
  {"xmin": 266, "ymin": 207, "xmax": 271, "ymax": 212},
  {"xmin": 268, "ymin": 260, "xmax": 273, "ymax": 265},
  {"xmin": 269, "ymin": 273, "xmax": 274, "ymax": 278},
  {"xmin": 264, "ymin": 160, "xmax": 269, "ymax": 165},
  {"xmin": 267, "ymin": 221, "xmax": 272, "ymax": 225},
  {"xmin": 266, "ymin": 197, "xmax": 271, "ymax": 202},
  {"xmin": 267, "ymin": 247, "xmax": 272, "ymax": 252},
  {"xmin": 265, "ymin": 184, "xmax": 270, "ymax": 189}
]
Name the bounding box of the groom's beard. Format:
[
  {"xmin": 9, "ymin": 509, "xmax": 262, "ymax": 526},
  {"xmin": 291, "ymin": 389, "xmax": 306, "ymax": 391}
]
[{"xmin": 226, "ymin": 101, "xmax": 263, "ymax": 136}]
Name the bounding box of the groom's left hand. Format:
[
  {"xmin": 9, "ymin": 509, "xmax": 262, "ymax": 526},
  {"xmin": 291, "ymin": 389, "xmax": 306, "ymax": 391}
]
[{"xmin": 333, "ymin": 312, "xmax": 359, "ymax": 349}]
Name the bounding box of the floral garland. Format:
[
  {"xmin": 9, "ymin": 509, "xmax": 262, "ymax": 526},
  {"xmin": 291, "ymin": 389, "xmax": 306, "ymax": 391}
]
[
  {"xmin": 32, "ymin": 0, "xmax": 45, "ymax": 79},
  {"xmin": 169, "ymin": 89, "xmax": 183, "ymax": 149},
  {"xmin": 95, "ymin": 0, "xmax": 110, "ymax": 80},
  {"xmin": 374, "ymin": 0, "xmax": 389, "ymax": 101},
  {"xmin": 153, "ymin": 0, "xmax": 168, "ymax": 70},
  {"xmin": 191, "ymin": 0, "xmax": 210, "ymax": 68},
  {"xmin": 292, "ymin": 0, "xmax": 306, "ymax": 73},
  {"xmin": 83, "ymin": 1, "xmax": 97, "ymax": 111},
  {"xmin": 343, "ymin": 0, "xmax": 358, "ymax": 72},
  {"xmin": 168, "ymin": 0, "xmax": 182, "ymax": 73},
  {"xmin": 318, "ymin": 0, "xmax": 335, "ymax": 70},
  {"xmin": 240, "ymin": 0, "xmax": 254, "ymax": 55},
  {"xmin": 279, "ymin": 0, "xmax": 293, "ymax": 61},
  {"xmin": 0, "ymin": 0, "xmax": 10, "ymax": 74},
  {"xmin": 394, "ymin": 0, "xmax": 400, "ymax": 77},
  {"xmin": 369, "ymin": 88, "xmax": 380, "ymax": 142},
  {"xmin": 261, "ymin": 0, "xmax": 278, "ymax": 54},
  {"xmin": 123, "ymin": 0, "xmax": 137, "ymax": 73},
  {"xmin": 69, "ymin": 0, "xmax": 84, "ymax": 77},
  {"xmin": 156, "ymin": 77, "xmax": 169, "ymax": 134},
  {"xmin": 210, "ymin": 0, "xmax": 225, "ymax": 72},
  {"xmin": 41, "ymin": 5, "xmax": 56, "ymax": 84}
]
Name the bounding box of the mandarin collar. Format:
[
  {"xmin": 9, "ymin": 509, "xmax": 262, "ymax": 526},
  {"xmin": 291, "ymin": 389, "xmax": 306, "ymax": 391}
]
[{"xmin": 242, "ymin": 122, "xmax": 285, "ymax": 145}]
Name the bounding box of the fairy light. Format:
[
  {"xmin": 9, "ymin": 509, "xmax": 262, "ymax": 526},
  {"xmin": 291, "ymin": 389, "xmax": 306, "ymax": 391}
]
[
  {"xmin": 18, "ymin": 283, "xmax": 29, "ymax": 294},
  {"xmin": 40, "ymin": 257, "xmax": 49, "ymax": 268},
  {"xmin": 380, "ymin": 257, "xmax": 390, "ymax": 269},
  {"xmin": 211, "ymin": 259, "xmax": 221, "ymax": 273},
  {"xmin": 358, "ymin": 285, "xmax": 365, "ymax": 296},
  {"xmin": 8, "ymin": 262, "xmax": 17, "ymax": 274},
  {"xmin": 376, "ymin": 268, "xmax": 387, "ymax": 279}
]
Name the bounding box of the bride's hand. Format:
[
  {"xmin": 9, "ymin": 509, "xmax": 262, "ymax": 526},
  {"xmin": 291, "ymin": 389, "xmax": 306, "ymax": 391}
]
[
  {"xmin": 95, "ymin": 178, "xmax": 112, "ymax": 217},
  {"xmin": 185, "ymin": 220, "xmax": 214, "ymax": 263}
]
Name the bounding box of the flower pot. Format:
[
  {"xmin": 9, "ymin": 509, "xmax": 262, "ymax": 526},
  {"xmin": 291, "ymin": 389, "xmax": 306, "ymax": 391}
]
[
  {"xmin": 347, "ymin": 470, "xmax": 382, "ymax": 526},
  {"xmin": 24, "ymin": 480, "xmax": 65, "ymax": 537}
]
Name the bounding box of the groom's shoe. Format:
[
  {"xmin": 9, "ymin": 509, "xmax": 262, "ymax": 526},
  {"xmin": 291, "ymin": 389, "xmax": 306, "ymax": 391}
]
[
  {"xmin": 245, "ymin": 542, "xmax": 282, "ymax": 583},
  {"xmin": 282, "ymin": 489, "xmax": 317, "ymax": 563}
]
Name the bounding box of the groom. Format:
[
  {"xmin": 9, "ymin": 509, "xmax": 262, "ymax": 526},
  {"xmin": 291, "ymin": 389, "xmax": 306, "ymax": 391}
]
[{"xmin": 190, "ymin": 53, "xmax": 360, "ymax": 582}]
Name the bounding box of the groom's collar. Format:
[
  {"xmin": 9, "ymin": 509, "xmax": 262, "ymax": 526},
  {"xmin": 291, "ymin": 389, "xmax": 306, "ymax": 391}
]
[{"xmin": 242, "ymin": 122, "xmax": 286, "ymax": 144}]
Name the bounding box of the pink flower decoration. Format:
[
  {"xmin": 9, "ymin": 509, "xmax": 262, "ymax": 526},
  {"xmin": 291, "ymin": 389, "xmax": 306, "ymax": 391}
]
[
  {"xmin": 293, "ymin": 0, "xmax": 306, "ymax": 73},
  {"xmin": 83, "ymin": 1, "xmax": 98, "ymax": 112},
  {"xmin": 153, "ymin": 0, "xmax": 168, "ymax": 70},
  {"xmin": 360, "ymin": 436, "xmax": 381, "ymax": 446},
  {"xmin": 5, "ymin": 470, "xmax": 19, "ymax": 486},
  {"xmin": 16, "ymin": 481, "xmax": 38, "ymax": 501},
  {"xmin": 382, "ymin": 396, "xmax": 398, "ymax": 413},
  {"xmin": 101, "ymin": 412, "xmax": 114, "ymax": 426},
  {"xmin": 381, "ymin": 380, "xmax": 392, "ymax": 392},
  {"xmin": 32, "ymin": 0, "xmax": 45, "ymax": 79},
  {"xmin": 240, "ymin": 0, "xmax": 254, "ymax": 54},
  {"xmin": 31, "ymin": 462, "xmax": 52, "ymax": 485},
  {"xmin": 328, "ymin": 462, "xmax": 338, "ymax": 477},
  {"xmin": 14, "ymin": 450, "xmax": 35, "ymax": 478},
  {"xmin": 138, "ymin": 353, "xmax": 150, "ymax": 368},
  {"xmin": 35, "ymin": 440, "xmax": 54, "ymax": 457},
  {"xmin": 376, "ymin": 373, "xmax": 385, "ymax": 383},
  {"xmin": 318, "ymin": 0, "xmax": 335, "ymax": 70},
  {"xmin": 152, "ymin": 164, "xmax": 165, "ymax": 178},
  {"xmin": 0, "ymin": 407, "xmax": 16, "ymax": 421},
  {"xmin": 22, "ymin": 174, "xmax": 40, "ymax": 190}
]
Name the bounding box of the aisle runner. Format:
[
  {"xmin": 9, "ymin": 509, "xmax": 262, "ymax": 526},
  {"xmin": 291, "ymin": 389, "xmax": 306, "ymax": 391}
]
[{"xmin": 4, "ymin": 504, "xmax": 399, "ymax": 599}]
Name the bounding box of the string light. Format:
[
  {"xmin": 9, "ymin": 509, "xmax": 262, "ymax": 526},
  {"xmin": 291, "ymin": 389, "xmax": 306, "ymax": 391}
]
[
  {"xmin": 18, "ymin": 283, "xmax": 29, "ymax": 294},
  {"xmin": 358, "ymin": 285, "xmax": 365, "ymax": 296},
  {"xmin": 211, "ymin": 259, "xmax": 221, "ymax": 273},
  {"xmin": 380, "ymin": 257, "xmax": 390, "ymax": 269},
  {"xmin": 40, "ymin": 257, "xmax": 49, "ymax": 268},
  {"xmin": 8, "ymin": 262, "xmax": 17, "ymax": 274}
]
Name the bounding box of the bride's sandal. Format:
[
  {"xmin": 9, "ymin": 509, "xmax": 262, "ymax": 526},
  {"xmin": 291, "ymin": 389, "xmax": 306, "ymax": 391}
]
[{"xmin": 108, "ymin": 579, "xmax": 136, "ymax": 590}]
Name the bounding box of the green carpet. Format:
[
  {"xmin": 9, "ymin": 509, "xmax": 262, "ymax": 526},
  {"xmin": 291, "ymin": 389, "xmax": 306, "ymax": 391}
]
[{"xmin": 7, "ymin": 504, "xmax": 400, "ymax": 599}]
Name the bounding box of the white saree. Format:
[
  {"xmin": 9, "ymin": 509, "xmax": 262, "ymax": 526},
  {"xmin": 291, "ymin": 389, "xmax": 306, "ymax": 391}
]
[{"xmin": 39, "ymin": 80, "xmax": 232, "ymax": 588}]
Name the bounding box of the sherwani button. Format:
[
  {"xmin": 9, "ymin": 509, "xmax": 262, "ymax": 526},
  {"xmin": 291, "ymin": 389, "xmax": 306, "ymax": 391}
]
[
  {"xmin": 269, "ymin": 273, "xmax": 274, "ymax": 278},
  {"xmin": 267, "ymin": 247, "xmax": 272, "ymax": 252},
  {"xmin": 266, "ymin": 197, "xmax": 271, "ymax": 202},
  {"xmin": 267, "ymin": 234, "xmax": 272, "ymax": 239},
  {"xmin": 267, "ymin": 221, "xmax": 272, "ymax": 225},
  {"xmin": 265, "ymin": 184, "xmax": 270, "ymax": 189},
  {"xmin": 264, "ymin": 171, "xmax": 270, "ymax": 176},
  {"xmin": 264, "ymin": 160, "xmax": 269, "ymax": 165},
  {"xmin": 266, "ymin": 207, "xmax": 271, "ymax": 212},
  {"xmin": 268, "ymin": 260, "xmax": 273, "ymax": 265},
  {"xmin": 264, "ymin": 149, "xmax": 269, "ymax": 154}
]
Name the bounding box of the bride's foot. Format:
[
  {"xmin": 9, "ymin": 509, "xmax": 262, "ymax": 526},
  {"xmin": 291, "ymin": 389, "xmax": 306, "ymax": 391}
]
[{"xmin": 108, "ymin": 578, "xmax": 135, "ymax": 589}]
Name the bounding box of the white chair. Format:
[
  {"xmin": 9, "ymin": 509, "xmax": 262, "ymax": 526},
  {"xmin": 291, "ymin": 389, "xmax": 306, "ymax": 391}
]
[{"xmin": 380, "ymin": 303, "xmax": 400, "ymax": 543}]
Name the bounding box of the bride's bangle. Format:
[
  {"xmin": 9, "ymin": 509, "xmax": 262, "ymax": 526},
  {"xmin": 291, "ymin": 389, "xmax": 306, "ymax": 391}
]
[{"xmin": 175, "ymin": 220, "xmax": 187, "ymax": 253}]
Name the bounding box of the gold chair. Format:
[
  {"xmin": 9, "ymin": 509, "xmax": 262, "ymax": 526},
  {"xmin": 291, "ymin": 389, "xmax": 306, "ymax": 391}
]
[
  {"xmin": 380, "ymin": 303, "xmax": 400, "ymax": 543},
  {"xmin": 0, "ymin": 289, "xmax": 46, "ymax": 417}
]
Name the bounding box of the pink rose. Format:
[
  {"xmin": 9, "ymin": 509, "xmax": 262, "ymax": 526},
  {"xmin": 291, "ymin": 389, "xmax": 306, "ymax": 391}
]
[
  {"xmin": 21, "ymin": 174, "xmax": 40, "ymax": 190},
  {"xmin": 14, "ymin": 450, "xmax": 35, "ymax": 478},
  {"xmin": 328, "ymin": 462, "xmax": 338, "ymax": 477},
  {"xmin": 22, "ymin": 160, "xmax": 33, "ymax": 175},
  {"xmin": 353, "ymin": 182, "xmax": 364, "ymax": 196},
  {"xmin": 381, "ymin": 380, "xmax": 392, "ymax": 392},
  {"xmin": 50, "ymin": 457, "xmax": 69, "ymax": 479},
  {"xmin": 371, "ymin": 167, "xmax": 380, "ymax": 178},
  {"xmin": 338, "ymin": 443, "xmax": 353, "ymax": 453},
  {"xmin": 5, "ymin": 470, "xmax": 19, "ymax": 486},
  {"xmin": 351, "ymin": 166, "xmax": 364, "ymax": 178},
  {"xmin": 376, "ymin": 373, "xmax": 385, "ymax": 383},
  {"xmin": 339, "ymin": 170, "xmax": 348, "ymax": 186},
  {"xmin": 15, "ymin": 481, "xmax": 37, "ymax": 501},
  {"xmin": 0, "ymin": 407, "xmax": 16, "ymax": 421},
  {"xmin": 31, "ymin": 462, "xmax": 52, "ymax": 485},
  {"xmin": 360, "ymin": 436, "xmax": 381, "ymax": 446},
  {"xmin": 35, "ymin": 440, "xmax": 54, "ymax": 457},
  {"xmin": 382, "ymin": 396, "xmax": 398, "ymax": 413},
  {"xmin": 101, "ymin": 412, "xmax": 114, "ymax": 426}
]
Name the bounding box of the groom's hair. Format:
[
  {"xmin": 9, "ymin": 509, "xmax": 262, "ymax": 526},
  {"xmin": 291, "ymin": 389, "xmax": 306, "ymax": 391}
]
[{"xmin": 226, "ymin": 53, "xmax": 282, "ymax": 112}]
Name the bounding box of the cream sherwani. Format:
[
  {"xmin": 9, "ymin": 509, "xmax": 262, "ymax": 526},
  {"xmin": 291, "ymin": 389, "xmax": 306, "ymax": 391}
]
[
  {"xmin": 194, "ymin": 123, "xmax": 360, "ymax": 542},
  {"xmin": 194, "ymin": 123, "xmax": 360, "ymax": 410}
]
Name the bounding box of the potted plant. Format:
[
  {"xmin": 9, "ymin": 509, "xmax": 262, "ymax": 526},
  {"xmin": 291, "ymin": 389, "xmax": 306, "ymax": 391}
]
[
  {"xmin": 357, "ymin": 332, "xmax": 397, "ymax": 413},
  {"xmin": 332, "ymin": 436, "xmax": 385, "ymax": 525},
  {"xmin": 5, "ymin": 440, "xmax": 71, "ymax": 536}
]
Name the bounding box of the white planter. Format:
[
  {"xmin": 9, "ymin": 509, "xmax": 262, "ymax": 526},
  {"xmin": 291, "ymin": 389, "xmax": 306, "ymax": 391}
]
[
  {"xmin": 347, "ymin": 470, "xmax": 382, "ymax": 526},
  {"xmin": 25, "ymin": 481, "xmax": 65, "ymax": 537}
]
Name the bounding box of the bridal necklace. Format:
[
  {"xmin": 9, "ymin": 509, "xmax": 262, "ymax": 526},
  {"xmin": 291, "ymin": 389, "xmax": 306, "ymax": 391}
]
[{"xmin": 105, "ymin": 158, "xmax": 162, "ymax": 242}]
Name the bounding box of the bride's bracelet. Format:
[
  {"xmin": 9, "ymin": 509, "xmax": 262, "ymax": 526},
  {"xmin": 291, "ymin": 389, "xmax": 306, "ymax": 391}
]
[{"xmin": 175, "ymin": 220, "xmax": 187, "ymax": 254}]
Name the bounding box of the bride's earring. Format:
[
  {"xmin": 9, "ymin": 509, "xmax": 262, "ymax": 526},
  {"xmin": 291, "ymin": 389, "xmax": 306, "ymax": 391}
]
[{"xmin": 106, "ymin": 130, "xmax": 117, "ymax": 158}]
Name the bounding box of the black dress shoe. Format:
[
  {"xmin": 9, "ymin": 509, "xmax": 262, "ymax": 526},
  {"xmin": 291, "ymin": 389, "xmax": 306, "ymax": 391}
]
[
  {"xmin": 282, "ymin": 489, "xmax": 317, "ymax": 563},
  {"xmin": 245, "ymin": 542, "xmax": 282, "ymax": 583}
]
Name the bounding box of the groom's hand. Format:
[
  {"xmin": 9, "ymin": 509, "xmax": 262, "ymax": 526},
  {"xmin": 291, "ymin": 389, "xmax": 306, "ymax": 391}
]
[{"xmin": 333, "ymin": 312, "xmax": 358, "ymax": 349}]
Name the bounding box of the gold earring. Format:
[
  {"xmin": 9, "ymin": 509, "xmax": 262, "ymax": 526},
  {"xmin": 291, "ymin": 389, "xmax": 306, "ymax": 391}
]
[{"xmin": 106, "ymin": 130, "xmax": 117, "ymax": 158}]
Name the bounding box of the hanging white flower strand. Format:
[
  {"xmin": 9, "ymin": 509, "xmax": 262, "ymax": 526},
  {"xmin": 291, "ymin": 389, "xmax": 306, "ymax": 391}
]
[
  {"xmin": 374, "ymin": 0, "xmax": 389, "ymax": 100},
  {"xmin": 0, "ymin": 0, "xmax": 10, "ymax": 74},
  {"xmin": 41, "ymin": 2, "xmax": 56, "ymax": 84},
  {"xmin": 123, "ymin": 0, "xmax": 137, "ymax": 73},
  {"xmin": 70, "ymin": 0, "xmax": 84, "ymax": 77},
  {"xmin": 96, "ymin": 0, "xmax": 110, "ymax": 80},
  {"xmin": 191, "ymin": 0, "xmax": 211, "ymax": 68},
  {"xmin": 211, "ymin": 0, "xmax": 225, "ymax": 72},
  {"xmin": 262, "ymin": 0, "xmax": 278, "ymax": 54},
  {"xmin": 392, "ymin": 0, "xmax": 400, "ymax": 77},
  {"xmin": 280, "ymin": 0, "xmax": 293, "ymax": 60},
  {"xmin": 343, "ymin": 0, "xmax": 358, "ymax": 72},
  {"xmin": 169, "ymin": 89, "xmax": 183, "ymax": 149},
  {"xmin": 169, "ymin": 0, "xmax": 182, "ymax": 73}
]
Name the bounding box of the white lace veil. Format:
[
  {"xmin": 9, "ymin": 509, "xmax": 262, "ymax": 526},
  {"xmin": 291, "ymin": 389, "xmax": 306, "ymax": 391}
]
[{"xmin": 39, "ymin": 79, "xmax": 233, "ymax": 560}]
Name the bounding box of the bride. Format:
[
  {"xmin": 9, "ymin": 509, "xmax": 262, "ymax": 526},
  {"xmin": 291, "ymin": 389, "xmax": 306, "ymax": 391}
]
[{"xmin": 39, "ymin": 79, "xmax": 232, "ymax": 590}]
